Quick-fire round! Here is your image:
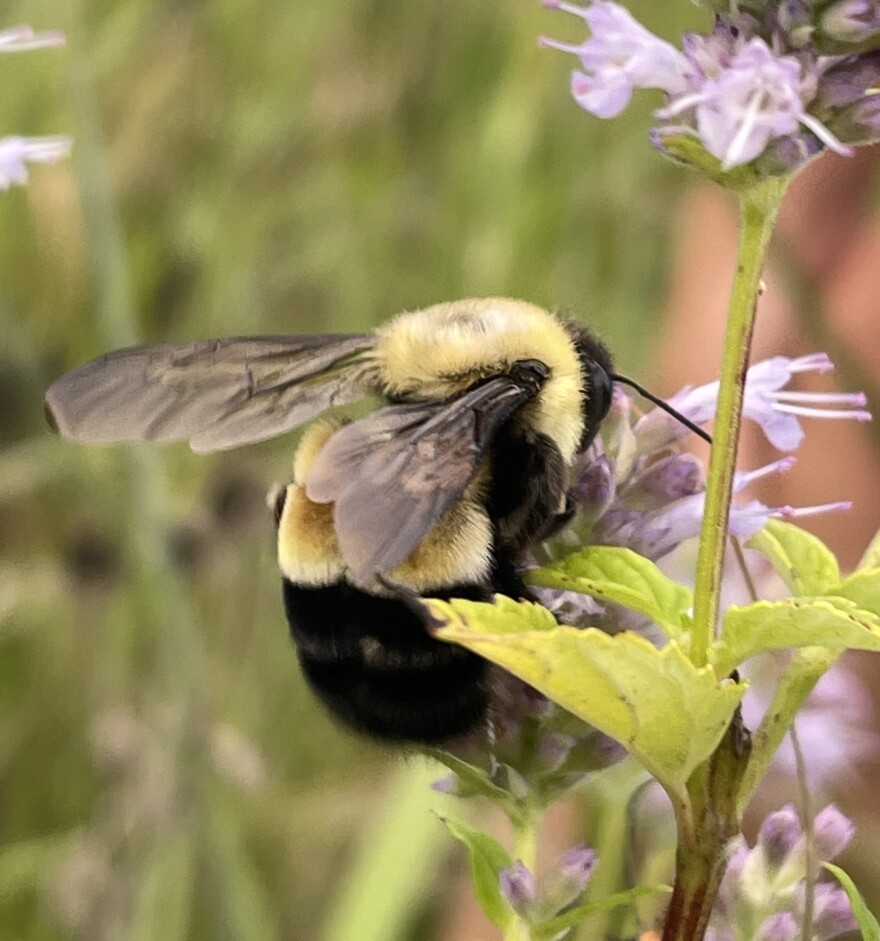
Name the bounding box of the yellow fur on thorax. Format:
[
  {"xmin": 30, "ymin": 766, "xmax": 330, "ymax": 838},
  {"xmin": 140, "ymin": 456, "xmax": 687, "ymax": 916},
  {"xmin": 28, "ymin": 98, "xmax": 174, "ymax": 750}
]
[{"xmin": 372, "ymin": 298, "xmax": 585, "ymax": 462}]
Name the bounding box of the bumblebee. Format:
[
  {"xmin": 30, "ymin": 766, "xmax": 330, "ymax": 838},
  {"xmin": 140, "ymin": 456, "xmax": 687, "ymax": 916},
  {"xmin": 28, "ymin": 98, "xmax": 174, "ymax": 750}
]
[{"xmin": 46, "ymin": 298, "xmax": 614, "ymax": 742}]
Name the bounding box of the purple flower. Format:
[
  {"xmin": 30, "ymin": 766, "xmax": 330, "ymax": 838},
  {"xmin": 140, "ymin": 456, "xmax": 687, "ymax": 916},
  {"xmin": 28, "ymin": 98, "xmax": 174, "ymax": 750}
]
[
  {"xmin": 0, "ymin": 25, "xmax": 64, "ymax": 52},
  {"xmin": 635, "ymin": 352, "xmax": 871, "ymax": 452},
  {"xmin": 709, "ymin": 806, "xmax": 858, "ymax": 941},
  {"xmin": 540, "ymin": 1, "xmax": 880, "ymax": 172},
  {"xmin": 539, "ymin": 0, "xmax": 688, "ymax": 118},
  {"xmin": 662, "ymin": 37, "xmax": 850, "ymax": 168},
  {"xmin": 602, "ymin": 456, "xmax": 849, "ymax": 560},
  {"xmin": 0, "ymin": 136, "xmax": 71, "ymax": 190}
]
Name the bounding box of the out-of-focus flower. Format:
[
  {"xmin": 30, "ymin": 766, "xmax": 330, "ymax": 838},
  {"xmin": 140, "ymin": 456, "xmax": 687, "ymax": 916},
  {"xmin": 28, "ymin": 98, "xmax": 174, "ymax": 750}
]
[
  {"xmin": 742, "ymin": 662, "xmax": 878, "ymax": 791},
  {"xmin": 0, "ymin": 135, "xmax": 71, "ymax": 190},
  {"xmin": 540, "ymin": 1, "xmax": 880, "ymax": 173},
  {"xmin": 0, "ymin": 25, "xmax": 70, "ymax": 190},
  {"xmin": 707, "ymin": 804, "xmax": 855, "ymax": 941},
  {"xmin": 0, "ymin": 24, "xmax": 64, "ymax": 52},
  {"xmin": 812, "ymin": 804, "xmax": 856, "ymax": 860}
]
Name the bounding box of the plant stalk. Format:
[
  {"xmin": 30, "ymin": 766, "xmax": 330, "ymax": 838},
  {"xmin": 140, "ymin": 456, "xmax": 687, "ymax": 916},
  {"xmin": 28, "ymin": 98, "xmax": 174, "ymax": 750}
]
[
  {"xmin": 504, "ymin": 807, "xmax": 541, "ymax": 941},
  {"xmin": 690, "ymin": 177, "xmax": 790, "ymax": 667}
]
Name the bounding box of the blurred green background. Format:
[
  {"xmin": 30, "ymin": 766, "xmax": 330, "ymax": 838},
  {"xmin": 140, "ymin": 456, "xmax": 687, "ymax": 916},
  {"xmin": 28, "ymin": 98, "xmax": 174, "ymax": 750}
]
[{"xmin": 2, "ymin": 0, "xmax": 876, "ymax": 939}]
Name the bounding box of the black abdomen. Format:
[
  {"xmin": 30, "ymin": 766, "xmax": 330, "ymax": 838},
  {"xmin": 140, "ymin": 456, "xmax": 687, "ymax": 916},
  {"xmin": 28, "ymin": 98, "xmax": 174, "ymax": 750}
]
[{"xmin": 283, "ymin": 579, "xmax": 491, "ymax": 743}]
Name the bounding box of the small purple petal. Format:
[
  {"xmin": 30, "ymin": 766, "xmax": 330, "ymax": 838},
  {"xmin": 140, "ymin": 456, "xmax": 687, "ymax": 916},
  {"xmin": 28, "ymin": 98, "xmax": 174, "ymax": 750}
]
[
  {"xmin": 431, "ymin": 773, "xmax": 457, "ymax": 794},
  {"xmin": 541, "ymin": 0, "xmax": 689, "ymax": 119},
  {"xmin": 757, "ymin": 912, "xmax": 799, "ymax": 941},
  {"xmin": 812, "ymin": 883, "xmax": 858, "ymax": 941}
]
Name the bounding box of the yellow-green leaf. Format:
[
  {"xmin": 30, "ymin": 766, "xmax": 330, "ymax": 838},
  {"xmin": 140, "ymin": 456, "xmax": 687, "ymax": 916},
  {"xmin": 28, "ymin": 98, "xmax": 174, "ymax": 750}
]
[
  {"xmin": 528, "ymin": 546, "xmax": 692, "ymax": 640},
  {"xmin": 438, "ymin": 814, "xmax": 512, "ymax": 930},
  {"xmin": 430, "ymin": 596, "xmax": 744, "ymax": 799},
  {"xmin": 746, "ymin": 519, "xmax": 840, "ymax": 596},
  {"xmin": 715, "ymin": 597, "xmax": 880, "ymax": 674},
  {"xmin": 833, "ymin": 568, "xmax": 880, "ymax": 617},
  {"xmin": 824, "ymin": 863, "xmax": 880, "ymax": 941}
]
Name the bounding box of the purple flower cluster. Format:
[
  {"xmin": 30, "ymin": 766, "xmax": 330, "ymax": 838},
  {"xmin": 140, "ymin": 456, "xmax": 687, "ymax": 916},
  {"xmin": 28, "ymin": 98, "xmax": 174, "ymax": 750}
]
[
  {"xmin": 567, "ymin": 352, "xmax": 865, "ymax": 566},
  {"xmin": 707, "ymin": 804, "xmax": 856, "ymax": 941},
  {"xmin": 540, "ymin": 1, "xmax": 880, "ymax": 172},
  {"xmin": 0, "ymin": 26, "xmax": 70, "ymax": 189}
]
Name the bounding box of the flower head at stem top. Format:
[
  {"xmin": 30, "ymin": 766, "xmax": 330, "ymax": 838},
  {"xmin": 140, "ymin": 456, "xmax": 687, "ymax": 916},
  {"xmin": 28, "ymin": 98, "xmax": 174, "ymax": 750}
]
[{"xmin": 540, "ymin": 1, "xmax": 880, "ymax": 173}]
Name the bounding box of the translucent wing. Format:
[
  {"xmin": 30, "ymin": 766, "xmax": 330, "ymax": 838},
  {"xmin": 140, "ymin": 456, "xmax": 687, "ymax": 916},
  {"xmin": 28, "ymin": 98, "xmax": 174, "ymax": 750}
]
[
  {"xmin": 45, "ymin": 334, "xmax": 376, "ymax": 452},
  {"xmin": 306, "ymin": 371, "xmax": 545, "ymax": 579}
]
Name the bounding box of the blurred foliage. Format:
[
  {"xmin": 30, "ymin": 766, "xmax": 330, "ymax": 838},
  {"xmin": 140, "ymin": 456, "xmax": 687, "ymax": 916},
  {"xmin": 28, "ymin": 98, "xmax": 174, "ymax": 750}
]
[{"xmin": 0, "ymin": 0, "xmax": 755, "ymax": 938}]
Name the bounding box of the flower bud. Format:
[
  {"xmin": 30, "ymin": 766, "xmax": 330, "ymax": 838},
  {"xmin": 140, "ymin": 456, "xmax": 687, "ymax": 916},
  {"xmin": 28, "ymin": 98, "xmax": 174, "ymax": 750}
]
[
  {"xmin": 813, "ymin": 804, "xmax": 855, "ymax": 860},
  {"xmin": 821, "ymin": 0, "xmax": 880, "ymax": 43},
  {"xmin": 758, "ymin": 805, "xmax": 802, "ymax": 868},
  {"xmin": 558, "ymin": 845, "xmax": 597, "ymax": 893},
  {"xmin": 500, "ymin": 860, "xmax": 537, "ymax": 916}
]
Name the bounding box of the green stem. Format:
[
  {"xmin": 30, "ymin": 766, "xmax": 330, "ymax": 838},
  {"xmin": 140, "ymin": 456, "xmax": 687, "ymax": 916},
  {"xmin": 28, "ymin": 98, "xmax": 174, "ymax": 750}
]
[
  {"xmin": 690, "ymin": 177, "xmax": 790, "ymax": 667},
  {"xmin": 504, "ymin": 807, "xmax": 541, "ymax": 941}
]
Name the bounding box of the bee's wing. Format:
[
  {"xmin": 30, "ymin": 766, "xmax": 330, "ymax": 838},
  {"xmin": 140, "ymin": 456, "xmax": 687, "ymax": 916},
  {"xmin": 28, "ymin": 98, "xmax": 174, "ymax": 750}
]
[
  {"xmin": 44, "ymin": 334, "xmax": 376, "ymax": 452},
  {"xmin": 306, "ymin": 374, "xmax": 539, "ymax": 579}
]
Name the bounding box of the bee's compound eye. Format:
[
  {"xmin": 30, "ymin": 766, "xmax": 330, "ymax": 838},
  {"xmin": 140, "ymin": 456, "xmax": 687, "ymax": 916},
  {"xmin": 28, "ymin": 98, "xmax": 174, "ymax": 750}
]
[
  {"xmin": 589, "ymin": 363, "xmax": 613, "ymax": 423},
  {"xmin": 508, "ymin": 359, "xmax": 550, "ymax": 392}
]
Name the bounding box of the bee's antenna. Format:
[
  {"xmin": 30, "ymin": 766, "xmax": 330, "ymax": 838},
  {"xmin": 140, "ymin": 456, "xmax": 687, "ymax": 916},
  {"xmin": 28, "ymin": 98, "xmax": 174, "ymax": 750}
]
[{"xmin": 609, "ymin": 373, "xmax": 713, "ymax": 446}]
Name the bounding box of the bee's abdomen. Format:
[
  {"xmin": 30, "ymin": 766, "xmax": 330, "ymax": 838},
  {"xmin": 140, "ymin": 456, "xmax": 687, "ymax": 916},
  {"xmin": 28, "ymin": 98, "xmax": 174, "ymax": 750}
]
[{"xmin": 282, "ymin": 579, "xmax": 489, "ymax": 743}]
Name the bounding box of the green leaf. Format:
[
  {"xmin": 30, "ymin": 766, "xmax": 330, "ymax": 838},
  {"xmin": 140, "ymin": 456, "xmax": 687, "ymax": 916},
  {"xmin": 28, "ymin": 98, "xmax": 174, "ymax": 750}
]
[
  {"xmin": 528, "ymin": 546, "xmax": 692, "ymax": 640},
  {"xmin": 437, "ymin": 814, "xmax": 512, "ymax": 930},
  {"xmin": 534, "ymin": 885, "xmax": 672, "ymax": 939},
  {"xmin": 715, "ymin": 597, "xmax": 880, "ymax": 674},
  {"xmin": 746, "ymin": 519, "xmax": 840, "ymax": 596},
  {"xmin": 422, "ymin": 748, "xmax": 513, "ymax": 805},
  {"xmin": 431, "ymin": 596, "xmax": 744, "ymax": 800},
  {"xmin": 834, "ymin": 568, "xmax": 880, "ymax": 617},
  {"xmin": 824, "ymin": 862, "xmax": 880, "ymax": 941}
]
